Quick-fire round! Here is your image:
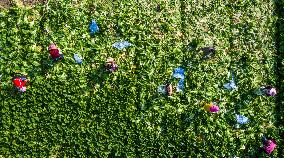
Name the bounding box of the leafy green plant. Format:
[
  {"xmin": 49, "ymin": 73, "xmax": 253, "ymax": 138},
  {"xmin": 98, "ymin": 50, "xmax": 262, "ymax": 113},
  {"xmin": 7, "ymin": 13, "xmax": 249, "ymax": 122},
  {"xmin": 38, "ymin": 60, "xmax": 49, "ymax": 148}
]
[{"xmin": 0, "ymin": 0, "xmax": 282, "ymax": 157}]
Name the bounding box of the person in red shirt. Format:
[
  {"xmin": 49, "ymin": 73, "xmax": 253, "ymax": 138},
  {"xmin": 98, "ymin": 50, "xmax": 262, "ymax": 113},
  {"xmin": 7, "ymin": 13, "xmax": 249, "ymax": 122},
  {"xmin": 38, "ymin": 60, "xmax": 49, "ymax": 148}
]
[
  {"xmin": 48, "ymin": 43, "xmax": 64, "ymax": 62},
  {"xmin": 12, "ymin": 76, "xmax": 29, "ymax": 92}
]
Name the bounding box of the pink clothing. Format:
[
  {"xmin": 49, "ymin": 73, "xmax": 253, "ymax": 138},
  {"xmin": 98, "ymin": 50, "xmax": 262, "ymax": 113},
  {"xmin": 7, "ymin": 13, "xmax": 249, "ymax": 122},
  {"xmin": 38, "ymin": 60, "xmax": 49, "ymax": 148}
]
[
  {"xmin": 262, "ymin": 86, "xmax": 277, "ymax": 96},
  {"xmin": 20, "ymin": 87, "xmax": 26, "ymax": 92},
  {"xmin": 263, "ymin": 140, "xmax": 276, "ymax": 154},
  {"xmin": 48, "ymin": 44, "xmax": 57, "ymax": 50},
  {"xmin": 209, "ymin": 105, "xmax": 219, "ymax": 113},
  {"xmin": 266, "ymin": 88, "xmax": 276, "ymax": 96}
]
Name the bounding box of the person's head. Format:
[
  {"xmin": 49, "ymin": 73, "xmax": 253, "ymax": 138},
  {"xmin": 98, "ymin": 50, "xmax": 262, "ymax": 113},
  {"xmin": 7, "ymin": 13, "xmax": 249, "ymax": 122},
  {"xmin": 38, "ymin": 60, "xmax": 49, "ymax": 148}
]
[
  {"xmin": 19, "ymin": 87, "xmax": 26, "ymax": 92},
  {"xmin": 208, "ymin": 47, "xmax": 215, "ymax": 53},
  {"xmin": 262, "ymin": 136, "xmax": 267, "ymax": 144},
  {"xmin": 265, "ymin": 87, "xmax": 276, "ymax": 96},
  {"xmin": 48, "ymin": 43, "xmax": 57, "ymax": 50},
  {"xmin": 106, "ymin": 58, "xmax": 114, "ymax": 63},
  {"xmin": 106, "ymin": 58, "xmax": 118, "ymax": 71}
]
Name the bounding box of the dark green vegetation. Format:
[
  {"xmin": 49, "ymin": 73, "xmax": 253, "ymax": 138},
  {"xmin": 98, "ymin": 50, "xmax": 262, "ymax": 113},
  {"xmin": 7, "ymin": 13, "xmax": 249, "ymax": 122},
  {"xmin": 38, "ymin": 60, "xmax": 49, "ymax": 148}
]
[{"xmin": 0, "ymin": 0, "xmax": 283, "ymax": 157}]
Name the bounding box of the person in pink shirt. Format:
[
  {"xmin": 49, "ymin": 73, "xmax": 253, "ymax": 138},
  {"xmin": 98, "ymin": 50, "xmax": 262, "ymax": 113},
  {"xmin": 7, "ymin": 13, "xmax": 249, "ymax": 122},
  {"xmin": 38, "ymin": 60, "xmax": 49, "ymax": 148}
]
[
  {"xmin": 204, "ymin": 102, "xmax": 219, "ymax": 113},
  {"xmin": 262, "ymin": 136, "xmax": 276, "ymax": 155},
  {"xmin": 255, "ymin": 85, "xmax": 277, "ymax": 96}
]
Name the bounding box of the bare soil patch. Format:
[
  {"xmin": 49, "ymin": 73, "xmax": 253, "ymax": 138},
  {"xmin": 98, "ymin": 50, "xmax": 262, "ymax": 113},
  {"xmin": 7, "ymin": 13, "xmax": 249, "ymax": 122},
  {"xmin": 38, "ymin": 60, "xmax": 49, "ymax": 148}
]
[
  {"xmin": 21, "ymin": 0, "xmax": 46, "ymax": 6},
  {"xmin": 0, "ymin": 0, "xmax": 46, "ymax": 9},
  {"xmin": 0, "ymin": 0, "xmax": 11, "ymax": 9}
]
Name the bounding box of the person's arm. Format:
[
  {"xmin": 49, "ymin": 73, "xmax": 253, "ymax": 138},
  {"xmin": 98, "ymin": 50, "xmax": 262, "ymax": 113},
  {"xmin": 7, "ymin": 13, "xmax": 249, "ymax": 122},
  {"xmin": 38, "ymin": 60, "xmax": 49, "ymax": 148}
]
[
  {"xmin": 19, "ymin": 76, "xmax": 28, "ymax": 85},
  {"xmin": 20, "ymin": 76, "xmax": 27, "ymax": 81},
  {"xmin": 58, "ymin": 49, "xmax": 62, "ymax": 54}
]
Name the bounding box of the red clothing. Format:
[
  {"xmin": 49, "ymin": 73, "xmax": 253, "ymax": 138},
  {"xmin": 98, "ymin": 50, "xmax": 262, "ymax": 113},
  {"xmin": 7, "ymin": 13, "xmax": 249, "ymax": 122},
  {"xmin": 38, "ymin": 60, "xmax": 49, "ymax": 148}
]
[
  {"xmin": 13, "ymin": 78, "xmax": 27, "ymax": 88},
  {"xmin": 49, "ymin": 49, "xmax": 60, "ymax": 59}
]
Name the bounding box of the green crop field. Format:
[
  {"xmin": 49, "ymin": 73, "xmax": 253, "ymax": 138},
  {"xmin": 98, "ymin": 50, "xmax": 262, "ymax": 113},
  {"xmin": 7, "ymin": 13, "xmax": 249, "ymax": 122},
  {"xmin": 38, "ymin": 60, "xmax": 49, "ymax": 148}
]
[{"xmin": 0, "ymin": 0, "xmax": 284, "ymax": 157}]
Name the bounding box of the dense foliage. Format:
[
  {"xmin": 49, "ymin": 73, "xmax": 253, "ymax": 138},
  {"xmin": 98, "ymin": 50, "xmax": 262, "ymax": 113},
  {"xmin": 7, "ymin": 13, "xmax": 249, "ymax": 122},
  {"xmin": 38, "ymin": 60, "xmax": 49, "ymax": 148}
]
[{"xmin": 0, "ymin": 0, "xmax": 283, "ymax": 157}]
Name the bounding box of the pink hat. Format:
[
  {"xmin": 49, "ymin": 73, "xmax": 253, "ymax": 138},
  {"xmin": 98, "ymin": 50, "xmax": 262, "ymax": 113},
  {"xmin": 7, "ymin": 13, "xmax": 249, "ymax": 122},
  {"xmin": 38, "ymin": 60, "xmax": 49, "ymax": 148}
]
[
  {"xmin": 209, "ymin": 105, "xmax": 219, "ymax": 113},
  {"xmin": 48, "ymin": 43, "xmax": 57, "ymax": 50}
]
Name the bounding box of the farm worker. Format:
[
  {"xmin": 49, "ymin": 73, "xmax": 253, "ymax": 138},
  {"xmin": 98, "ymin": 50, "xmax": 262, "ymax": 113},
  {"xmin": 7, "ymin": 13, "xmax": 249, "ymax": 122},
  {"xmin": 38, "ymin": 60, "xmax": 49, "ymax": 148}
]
[
  {"xmin": 201, "ymin": 46, "xmax": 215, "ymax": 59},
  {"xmin": 263, "ymin": 86, "xmax": 276, "ymax": 96},
  {"xmin": 204, "ymin": 102, "xmax": 219, "ymax": 113},
  {"xmin": 262, "ymin": 136, "xmax": 276, "ymax": 155},
  {"xmin": 105, "ymin": 58, "xmax": 118, "ymax": 72},
  {"xmin": 157, "ymin": 83, "xmax": 173, "ymax": 96},
  {"xmin": 255, "ymin": 86, "xmax": 276, "ymax": 96},
  {"xmin": 12, "ymin": 76, "xmax": 29, "ymax": 92},
  {"xmin": 166, "ymin": 83, "xmax": 173, "ymax": 96},
  {"xmin": 48, "ymin": 43, "xmax": 64, "ymax": 62}
]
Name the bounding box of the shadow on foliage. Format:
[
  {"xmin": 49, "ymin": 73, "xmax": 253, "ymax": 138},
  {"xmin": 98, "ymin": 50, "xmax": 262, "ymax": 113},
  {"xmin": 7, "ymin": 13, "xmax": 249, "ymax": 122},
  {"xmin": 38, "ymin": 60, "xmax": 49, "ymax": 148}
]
[{"xmin": 274, "ymin": 0, "xmax": 284, "ymax": 157}]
